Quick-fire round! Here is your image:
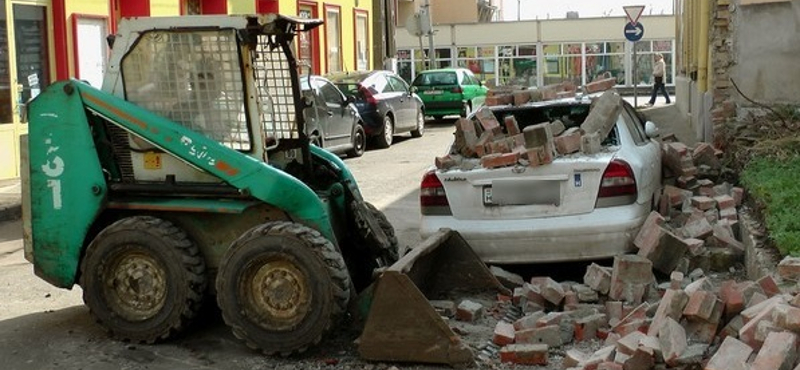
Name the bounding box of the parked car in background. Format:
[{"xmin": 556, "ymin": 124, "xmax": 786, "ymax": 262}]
[
  {"xmin": 419, "ymin": 95, "xmax": 662, "ymax": 263},
  {"xmin": 327, "ymin": 70, "xmax": 425, "ymax": 149},
  {"xmin": 300, "ymin": 75, "xmax": 366, "ymax": 158},
  {"xmin": 411, "ymin": 67, "xmax": 488, "ymax": 121}
]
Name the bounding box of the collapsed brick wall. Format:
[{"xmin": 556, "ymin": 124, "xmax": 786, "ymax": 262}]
[{"xmin": 710, "ymin": 0, "xmax": 737, "ymax": 149}]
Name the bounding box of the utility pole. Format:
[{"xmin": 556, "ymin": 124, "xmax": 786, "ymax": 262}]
[
  {"xmin": 423, "ymin": 0, "xmax": 434, "ymax": 69},
  {"xmin": 517, "ymin": 0, "xmax": 520, "ymax": 21}
]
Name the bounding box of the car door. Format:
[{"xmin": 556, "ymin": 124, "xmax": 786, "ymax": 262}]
[
  {"xmin": 387, "ymin": 74, "xmax": 416, "ymax": 129},
  {"xmin": 316, "ymin": 79, "xmax": 354, "ymax": 146},
  {"xmin": 462, "ymin": 70, "xmax": 487, "ymax": 105},
  {"xmin": 621, "ymin": 102, "xmax": 661, "ymax": 204}
]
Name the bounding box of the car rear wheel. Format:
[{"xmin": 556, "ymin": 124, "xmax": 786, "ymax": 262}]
[
  {"xmin": 373, "ymin": 115, "xmax": 393, "ymax": 149},
  {"xmin": 460, "ymin": 102, "xmax": 472, "ymax": 118},
  {"xmin": 410, "ymin": 110, "xmax": 424, "ymax": 138},
  {"xmin": 346, "ymin": 124, "xmax": 366, "ymax": 158}
]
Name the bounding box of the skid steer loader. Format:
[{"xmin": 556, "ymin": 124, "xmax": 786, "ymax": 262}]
[{"xmin": 21, "ymin": 14, "xmax": 506, "ymax": 367}]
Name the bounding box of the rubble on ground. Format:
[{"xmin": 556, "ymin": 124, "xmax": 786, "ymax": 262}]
[
  {"xmin": 426, "ymin": 137, "xmax": 800, "ymax": 368},
  {"xmin": 436, "ymin": 85, "xmax": 622, "ymax": 171}
]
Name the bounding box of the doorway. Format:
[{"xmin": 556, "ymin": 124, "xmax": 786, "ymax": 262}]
[{"xmin": 0, "ymin": 0, "xmax": 51, "ymax": 180}]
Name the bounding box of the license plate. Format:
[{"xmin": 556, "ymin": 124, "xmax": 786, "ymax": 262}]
[
  {"xmin": 483, "ymin": 182, "xmax": 560, "ymax": 206},
  {"xmin": 425, "ymin": 90, "xmax": 443, "ymax": 95}
]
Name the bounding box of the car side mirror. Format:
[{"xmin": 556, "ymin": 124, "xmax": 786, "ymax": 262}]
[
  {"xmin": 410, "ymin": 86, "xmax": 418, "ymax": 93},
  {"xmin": 645, "ymin": 121, "xmax": 659, "ymax": 138}
]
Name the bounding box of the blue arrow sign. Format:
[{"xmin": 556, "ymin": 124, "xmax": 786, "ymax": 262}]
[{"xmin": 624, "ymin": 22, "xmax": 644, "ymax": 42}]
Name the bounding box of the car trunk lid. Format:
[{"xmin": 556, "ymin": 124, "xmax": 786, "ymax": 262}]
[{"xmin": 437, "ymin": 151, "xmax": 617, "ymax": 220}]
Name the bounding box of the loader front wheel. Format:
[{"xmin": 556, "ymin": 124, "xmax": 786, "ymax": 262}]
[
  {"xmin": 216, "ymin": 221, "xmax": 351, "ymax": 355},
  {"xmin": 80, "ymin": 216, "xmax": 207, "ymax": 344}
]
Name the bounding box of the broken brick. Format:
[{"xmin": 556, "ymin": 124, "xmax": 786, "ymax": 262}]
[
  {"xmin": 757, "ymin": 275, "xmax": 781, "ymax": 297},
  {"xmin": 493, "ymin": 321, "xmax": 515, "ymax": 346},
  {"xmin": 608, "ymin": 255, "xmax": 653, "ymax": 303},
  {"xmin": 499, "ymin": 343, "xmax": 548, "ymax": 365},
  {"xmin": 750, "ymin": 331, "xmax": 798, "ymax": 370},
  {"xmin": 583, "ymin": 346, "xmax": 615, "ymax": 370},
  {"xmin": 584, "ymin": 77, "xmax": 617, "ymax": 94},
  {"xmin": 616, "ymin": 330, "xmax": 646, "ymax": 356},
  {"xmin": 637, "ymin": 227, "xmax": 689, "ymax": 275},
  {"xmin": 475, "ymin": 106, "xmax": 502, "ymax": 130},
  {"xmin": 513, "ymin": 311, "xmax": 546, "ymax": 331},
  {"xmin": 683, "ymin": 290, "xmax": 720, "ymax": 321},
  {"xmin": 554, "ymin": 127, "xmax": 583, "ymax": 155},
  {"xmin": 634, "ymin": 211, "xmax": 666, "ymax": 252},
  {"xmin": 481, "ymin": 152, "xmax": 519, "ymax": 169},
  {"xmin": 574, "ymin": 313, "xmax": 607, "ymax": 342},
  {"xmin": 456, "ymin": 300, "xmax": 483, "ymax": 322},
  {"xmin": 512, "ymin": 90, "xmax": 530, "ymax": 106},
  {"xmin": 515, "ymin": 325, "xmax": 563, "ymax": 347},
  {"xmin": 691, "ymin": 196, "xmax": 716, "ymax": 211},
  {"xmin": 584, "ymin": 263, "xmax": 612, "ymax": 295},
  {"xmin": 647, "ymin": 289, "xmax": 689, "ymax": 336},
  {"xmin": 580, "ymin": 131, "xmax": 603, "ymax": 154},
  {"xmin": 549, "ymin": 119, "xmax": 566, "ymax": 136},
  {"xmin": 704, "ymin": 336, "xmax": 753, "ymax": 370},
  {"xmin": 719, "ymin": 280, "xmax": 746, "ymax": 317},
  {"xmin": 657, "ymin": 317, "xmax": 687, "ymax": 367},
  {"xmin": 580, "ymin": 90, "xmax": 622, "ymax": 138},
  {"xmin": 540, "ymin": 277, "xmax": 566, "ymax": 305}
]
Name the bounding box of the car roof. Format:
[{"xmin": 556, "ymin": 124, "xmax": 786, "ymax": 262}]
[
  {"xmin": 417, "ymin": 68, "xmax": 465, "ymax": 74},
  {"xmin": 327, "ymin": 70, "xmax": 394, "ymax": 83}
]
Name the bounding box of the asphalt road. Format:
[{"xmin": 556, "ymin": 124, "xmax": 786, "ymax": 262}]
[{"xmin": 0, "ymin": 119, "xmax": 458, "ymax": 370}]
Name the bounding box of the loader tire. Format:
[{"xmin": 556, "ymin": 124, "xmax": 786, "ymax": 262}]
[
  {"xmin": 80, "ymin": 216, "xmax": 207, "ymax": 344},
  {"xmin": 347, "ymin": 202, "xmax": 399, "ymax": 291},
  {"xmin": 215, "ymin": 221, "xmax": 351, "ymax": 355}
]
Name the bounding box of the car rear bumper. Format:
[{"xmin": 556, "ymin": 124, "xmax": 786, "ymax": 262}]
[
  {"xmin": 359, "ymin": 111, "xmax": 383, "ymax": 136},
  {"xmin": 422, "ymin": 100, "xmax": 463, "ymax": 116},
  {"xmin": 419, "ymin": 203, "xmax": 650, "ymax": 263}
]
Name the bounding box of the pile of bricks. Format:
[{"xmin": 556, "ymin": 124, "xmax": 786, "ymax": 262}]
[
  {"xmin": 483, "ymin": 81, "xmax": 577, "ymax": 107},
  {"xmin": 464, "ymin": 253, "xmax": 800, "ymax": 369},
  {"xmin": 435, "ymin": 90, "xmax": 623, "ymax": 171},
  {"xmin": 636, "ymin": 137, "xmax": 746, "ymax": 276}
]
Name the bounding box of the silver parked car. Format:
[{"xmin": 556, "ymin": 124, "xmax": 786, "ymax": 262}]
[
  {"xmin": 301, "ymin": 75, "xmax": 366, "ymax": 158},
  {"xmin": 419, "ymin": 95, "xmax": 662, "ymax": 263}
]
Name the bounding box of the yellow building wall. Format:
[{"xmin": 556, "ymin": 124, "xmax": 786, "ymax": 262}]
[
  {"xmin": 150, "ymin": 0, "xmax": 181, "ymax": 16},
  {"xmin": 228, "ymin": 0, "xmax": 256, "ymax": 14}
]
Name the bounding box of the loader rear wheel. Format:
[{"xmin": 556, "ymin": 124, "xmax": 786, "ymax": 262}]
[
  {"xmin": 215, "ymin": 221, "xmax": 351, "ymax": 355},
  {"xmin": 80, "ymin": 216, "xmax": 207, "ymax": 344}
]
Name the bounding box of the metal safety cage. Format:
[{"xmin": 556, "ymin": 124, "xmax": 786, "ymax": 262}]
[{"xmin": 121, "ymin": 29, "xmax": 252, "ymax": 152}]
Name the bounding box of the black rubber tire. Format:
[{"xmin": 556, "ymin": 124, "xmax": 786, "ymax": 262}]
[
  {"xmin": 460, "ymin": 102, "xmax": 472, "ymax": 118},
  {"xmin": 410, "ymin": 110, "xmax": 425, "ymax": 138},
  {"xmin": 80, "ymin": 216, "xmax": 207, "ymax": 344},
  {"xmin": 373, "ymin": 115, "xmax": 393, "ymax": 149},
  {"xmin": 215, "ymin": 221, "xmax": 351, "ymax": 355},
  {"xmin": 346, "ymin": 123, "xmax": 366, "ymax": 158},
  {"xmin": 347, "ymin": 202, "xmax": 400, "ymax": 291}
]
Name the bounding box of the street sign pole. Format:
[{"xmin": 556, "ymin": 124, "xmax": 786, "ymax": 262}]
[
  {"xmin": 633, "ymin": 44, "xmax": 637, "ymax": 107},
  {"xmin": 623, "ymin": 5, "xmax": 646, "ymax": 107}
]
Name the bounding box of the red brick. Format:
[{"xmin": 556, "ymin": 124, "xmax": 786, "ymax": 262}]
[
  {"xmin": 608, "ymin": 255, "xmax": 653, "ymax": 303},
  {"xmin": 683, "ymin": 290, "xmax": 720, "ymax": 321},
  {"xmin": 691, "ymin": 196, "xmax": 716, "ymax": 210},
  {"xmin": 637, "ymin": 227, "xmax": 689, "ymax": 275},
  {"xmin": 522, "ymin": 282, "xmax": 547, "ymax": 307},
  {"xmin": 580, "ymin": 131, "xmax": 602, "ymax": 154},
  {"xmin": 731, "ymin": 187, "xmax": 744, "ymax": 206},
  {"xmin": 597, "ymin": 361, "xmax": 623, "ymax": 370},
  {"xmin": 634, "ymin": 211, "xmax": 666, "ymax": 252},
  {"xmin": 757, "ymin": 275, "xmax": 781, "ymax": 297},
  {"xmin": 606, "ymin": 301, "xmax": 623, "ymax": 324},
  {"xmin": 705, "ymin": 337, "xmax": 753, "ymax": 370},
  {"xmin": 455, "ymin": 299, "xmax": 483, "ymax": 322},
  {"xmin": 584, "ymin": 77, "xmax": 617, "ymax": 93},
  {"xmin": 681, "ymin": 216, "xmax": 714, "ymax": 239},
  {"xmin": 614, "ymin": 302, "xmax": 649, "ymax": 335},
  {"xmin": 536, "ymin": 311, "xmax": 565, "ymax": 327},
  {"xmin": 657, "ymin": 317, "xmax": 686, "ymax": 367},
  {"xmin": 493, "ymin": 321, "xmax": 515, "ymax": 346},
  {"xmin": 584, "ymin": 263, "xmax": 612, "ymax": 295},
  {"xmin": 434, "ymin": 155, "xmax": 459, "ymax": 170},
  {"xmin": 714, "ymin": 194, "xmax": 736, "ymax": 210},
  {"xmin": 719, "ymin": 280, "xmax": 746, "ymax": 317},
  {"xmin": 750, "ymin": 331, "xmax": 798, "ymax": 370},
  {"xmin": 526, "ymin": 145, "xmax": 554, "ymax": 167},
  {"xmin": 647, "ymin": 289, "xmax": 689, "ymax": 336},
  {"xmin": 512, "ymin": 90, "xmax": 530, "ymax": 106},
  {"xmin": 515, "ymin": 325, "xmax": 563, "ymax": 347},
  {"xmin": 504, "ymin": 115, "xmax": 520, "ymax": 136},
  {"xmin": 781, "ymin": 305, "xmax": 800, "ymax": 331},
  {"xmin": 580, "ymin": 90, "xmax": 622, "ymax": 138},
  {"xmin": 684, "ymin": 296, "xmax": 724, "ymax": 343},
  {"xmin": 481, "ymin": 152, "xmax": 519, "ymax": 169},
  {"xmin": 488, "ymin": 139, "xmax": 511, "ymax": 154},
  {"xmin": 574, "ymin": 313, "xmax": 607, "ymax": 342},
  {"xmin": 692, "ymin": 142, "xmax": 722, "ymax": 169},
  {"xmin": 549, "ymin": 119, "xmax": 566, "ymax": 136},
  {"xmin": 616, "ymin": 330, "xmax": 646, "ymax": 356},
  {"xmin": 739, "ymin": 299, "xmax": 780, "ymax": 349},
  {"xmin": 554, "ymin": 127, "xmax": 583, "ymax": 155},
  {"xmin": 663, "ymin": 185, "xmax": 691, "ymax": 207},
  {"xmin": 499, "ymin": 343, "xmax": 548, "ymax": 365},
  {"xmin": 539, "ymin": 277, "xmax": 565, "ymax": 305},
  {"xmin": 513, "ymin": 311, "xmax": 546, "ymax": 331},
  {"xmin": 622, "ymin": 346, "xmax": 655, "ymax": 370},
  {"xmin": 583, "ymin": 346, "xmax": 616, "ymax": 370},
  {"xmin": 564, "ymin": 349, "xmax": 588, "ymax": 368}
]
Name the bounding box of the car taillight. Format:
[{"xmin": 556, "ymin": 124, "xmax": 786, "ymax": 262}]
[
  {"xmin": 420, "ymin": 170, "xmax": 452, "ymax": 215},
  {"xmin": 451, "ymin": 86, "xmax": 463, "ymax": 93},
  {"xmin": 596, "ymin": 159, "xmax": 637, "ymax": 208},
  {"xmin": 358, "ymin": 84, "xmax": 378, "ymax": 105}
]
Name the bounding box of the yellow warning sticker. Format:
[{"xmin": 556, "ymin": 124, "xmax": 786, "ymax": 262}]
[{"xmin": 144, "ymin": 152, "xmax": 162, "ymax": 170}]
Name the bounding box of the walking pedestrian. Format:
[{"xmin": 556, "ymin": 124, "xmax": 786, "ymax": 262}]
[{"xmin": 647, "ymin": 53, "xmax": 670, "ymax": 106}]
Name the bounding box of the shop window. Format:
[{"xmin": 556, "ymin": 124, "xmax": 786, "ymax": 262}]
[{"xmin": 325, "ymin": 6, "xmax": 342, "ymax": 73}]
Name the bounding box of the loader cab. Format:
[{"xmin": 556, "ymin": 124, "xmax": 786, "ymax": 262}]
[{"xmin": 101, "ymin": 14, "xmax": 321, "ymax": 185}]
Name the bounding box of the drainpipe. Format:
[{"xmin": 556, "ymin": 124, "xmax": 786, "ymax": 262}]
[{"xmin": 697, "ymin": 0, "xmax": 710, "ymax": 92}]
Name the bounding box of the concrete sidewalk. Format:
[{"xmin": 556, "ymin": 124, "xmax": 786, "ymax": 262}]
[{"xmin": 0, "ymin": 178, "xmax": 21, "ymax": 222}]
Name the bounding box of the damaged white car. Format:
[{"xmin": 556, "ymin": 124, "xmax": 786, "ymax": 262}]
[{"xmin": 419, "ymin": 91, "xmax": 662, "ymax": 263}]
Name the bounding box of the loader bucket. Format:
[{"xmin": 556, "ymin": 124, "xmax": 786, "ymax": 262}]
[{"xmin": 356, "ymin": 228, "xmax": 509, "ymax": 367}]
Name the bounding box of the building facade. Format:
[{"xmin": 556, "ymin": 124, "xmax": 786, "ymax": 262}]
[
  {"xmin": 0, "ymin": 0, "xmax": 372, "ymax": 180},
  {"xmin": 394, "ymin": 15, "xmax": 676, "ymax": 90}
]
